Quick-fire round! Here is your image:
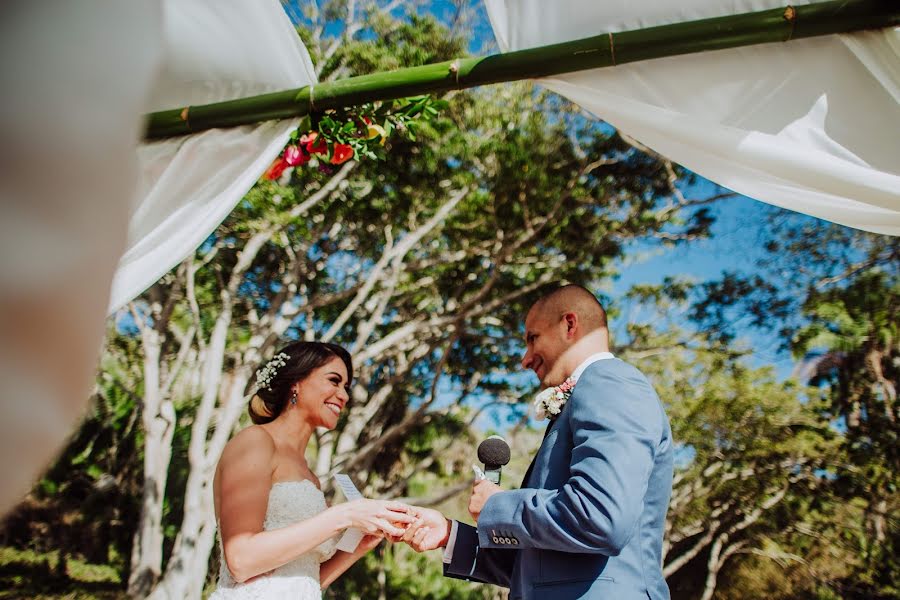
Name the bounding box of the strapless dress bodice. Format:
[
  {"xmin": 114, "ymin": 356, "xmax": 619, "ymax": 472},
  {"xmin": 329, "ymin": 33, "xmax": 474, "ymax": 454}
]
[{"xmin": 210, "ymin": 480, "xmax": 338, "ymax": 599}]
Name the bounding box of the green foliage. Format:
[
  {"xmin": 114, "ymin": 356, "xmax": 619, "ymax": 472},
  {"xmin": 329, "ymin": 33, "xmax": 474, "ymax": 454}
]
[
  {"xmin": 0, "ymin": 546, "xmax": 121, "ymax": 599},
  {"xmin": 0, "ymin": 339, "xmax": 143, "ymax": 572},
  {"xmin": 685, "ymin": 211, "xmax": 900, "ymax": 598},
  {"xmin": 792, "ymin": 269, "xmax": 899, "ymax": 598},
  {"xmin": 288, "ymin": 95, "xmax": 447, "ymax": 165},
  {"xmin": 316, "ymin": 14, "xmax": 467, "ymax": 79}
]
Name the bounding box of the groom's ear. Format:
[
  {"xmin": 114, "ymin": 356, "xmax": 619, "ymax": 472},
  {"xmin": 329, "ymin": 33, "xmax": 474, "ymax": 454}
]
[{"xmin": 563, "ymin": 312, "xmax": 578, "ymax": 338}]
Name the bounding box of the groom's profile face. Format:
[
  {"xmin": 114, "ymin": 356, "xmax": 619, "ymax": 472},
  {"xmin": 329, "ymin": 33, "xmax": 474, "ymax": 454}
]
[{"xmin": 522, "ymin": 304, "xmax": 569, "ymax": 388}]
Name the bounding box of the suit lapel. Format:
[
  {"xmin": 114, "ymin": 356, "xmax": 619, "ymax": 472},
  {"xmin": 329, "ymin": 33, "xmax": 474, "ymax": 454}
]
[
  {"xmin": 520, "ymin": 373, "xmax": 584, "ymax": 488},
  {"xmin": 520, "ymin": 417, "xmax": 559, "ymax": 488}
]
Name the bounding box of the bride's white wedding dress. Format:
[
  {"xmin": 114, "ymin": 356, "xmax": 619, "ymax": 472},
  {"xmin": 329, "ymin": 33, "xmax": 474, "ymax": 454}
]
[{"xmin": 210, "ymin": 480, "xmax": 338, "ymax": 599}]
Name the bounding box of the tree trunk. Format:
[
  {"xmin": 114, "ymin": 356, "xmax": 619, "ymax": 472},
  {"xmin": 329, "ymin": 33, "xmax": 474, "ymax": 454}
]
[
  {"xmin": 700, "ymin": 534, "xmax": 726, "ymax": 600},
  {"xmin": 145, "ymin": 487, "xmax": 216, "ymax": 600},
  {"xmin": 128, "ymin": 325, "xmax": 176, "ymax": 597},
  {"xmin": 869, "ymin": 496, "xmax": 887, "ymax": 545},
  {"xmin": 866, "ymin": 348, "xmax": 896, "ymax": 423},
  {"xmin": 148, "ymin": 368, "xmax": 252, "ymax": 599},
  {"xmin": 315, "ymin": 430, "xmax": 336, "ymax": 475},
  {"xmin": 376, "ymin": 544, "xmax": 386, "ymax": 600}
]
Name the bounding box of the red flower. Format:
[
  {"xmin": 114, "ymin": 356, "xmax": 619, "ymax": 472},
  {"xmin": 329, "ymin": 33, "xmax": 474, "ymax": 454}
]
[
  {"xmin": 301, "ymin": 131, "xmax": 327, "ymax": 155},
  {"xmin": 309, "ymin": 138, "xmax": 327, "ymax": 155},
  {"xmin": 283, "ymin": 144, "xmax": 309, "ymax": 166},
  {"xmin": 264, "ymin": 156, "xmax": 290, "ymax": 180},
  {"xmin": 330, "ymin": 143, "xmax": 354, "ymax": 165}
]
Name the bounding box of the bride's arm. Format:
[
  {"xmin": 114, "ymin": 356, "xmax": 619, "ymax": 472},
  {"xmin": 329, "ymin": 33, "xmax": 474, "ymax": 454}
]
[
  {"xmin": 217, "ymin": 428, "xmax": 345, "ymax": 583},
  {"xmin": 217, "ymin": 428, "xmax": 412, "ymax": 583},
  {"xmin": 319, "ymin": 535, "xmax": 384, "ymax": 589}
]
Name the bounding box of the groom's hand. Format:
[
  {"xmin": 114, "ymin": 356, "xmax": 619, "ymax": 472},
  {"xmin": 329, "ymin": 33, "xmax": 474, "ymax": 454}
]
[
  {"xmin": 468, "ymin": 479, "xmax": 501, "ymax": 522},
  {"xmin": 399, "ymin": 507, "xmax": 451, "ymax": 552}
]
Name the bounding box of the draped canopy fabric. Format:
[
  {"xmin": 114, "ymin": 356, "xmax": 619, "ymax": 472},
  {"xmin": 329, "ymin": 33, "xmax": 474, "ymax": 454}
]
[
  {"xmin": 108, "ymin": 0, "xmax": 317, "ymax": 312},
  {"xmin": 484, "ymin": 0, "xmax": 900, "ymax": 236}
]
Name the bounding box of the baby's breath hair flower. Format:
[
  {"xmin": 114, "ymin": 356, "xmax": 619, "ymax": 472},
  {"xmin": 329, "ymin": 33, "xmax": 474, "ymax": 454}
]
[{"xmin": 256, "ymin": 352, "xmax": 289, "ymax": 391}]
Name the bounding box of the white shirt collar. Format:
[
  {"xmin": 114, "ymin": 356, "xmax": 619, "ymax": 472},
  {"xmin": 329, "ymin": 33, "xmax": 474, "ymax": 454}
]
[{"xmin": 571, "ymin": 352, "xmax": 615, "ymax": 381}]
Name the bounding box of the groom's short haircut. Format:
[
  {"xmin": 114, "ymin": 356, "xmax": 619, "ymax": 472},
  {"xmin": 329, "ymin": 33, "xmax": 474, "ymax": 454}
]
[{"xmin": 532, "ymin": 283, "xmax": 607, "ymax": 332}]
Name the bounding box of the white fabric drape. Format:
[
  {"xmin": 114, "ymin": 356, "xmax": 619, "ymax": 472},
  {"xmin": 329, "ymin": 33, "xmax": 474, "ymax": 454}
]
[
  {"xmin": 0, "ymin": 0, "xmax": 164, "ymax": 516},
  {"xmin": 484, "ymin": 0, "xmax": 900, "ymax": 236},
  {"xmin": 108, "ymin": 0, "xmax": 317, "ymax": 312},
  {"xmin": 0, "ymin": 0, "xmax": 311, "ymax": 516}
]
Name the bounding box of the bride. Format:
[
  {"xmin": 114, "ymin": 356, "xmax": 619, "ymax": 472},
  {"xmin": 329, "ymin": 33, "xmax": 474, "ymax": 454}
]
[{"xmin": 210, "ymin": 341, "xmax": 415, "ymax": 599}]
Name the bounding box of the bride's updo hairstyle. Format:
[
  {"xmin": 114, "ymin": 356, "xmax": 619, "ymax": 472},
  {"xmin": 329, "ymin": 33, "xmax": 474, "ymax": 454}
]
[{"xmin": 249, "ymin": 341, "xmax": 353, "ymax": 424}]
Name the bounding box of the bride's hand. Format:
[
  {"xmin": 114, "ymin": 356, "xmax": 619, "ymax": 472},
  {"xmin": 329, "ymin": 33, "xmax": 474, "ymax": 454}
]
[{"xmin": 338, "ymin": 499, "xmax": 416, "ymax": 538}]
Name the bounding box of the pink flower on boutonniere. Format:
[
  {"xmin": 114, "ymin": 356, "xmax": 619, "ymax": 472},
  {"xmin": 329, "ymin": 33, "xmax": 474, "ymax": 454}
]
[{"xmin": 533, "ymin": 376, "xmax": 577, "ymax": 421}]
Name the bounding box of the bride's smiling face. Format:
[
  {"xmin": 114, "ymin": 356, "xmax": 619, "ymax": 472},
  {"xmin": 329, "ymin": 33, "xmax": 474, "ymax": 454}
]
[{"xmin": 294, "ymin": 356, "xmax": 350, "ymax": 430}]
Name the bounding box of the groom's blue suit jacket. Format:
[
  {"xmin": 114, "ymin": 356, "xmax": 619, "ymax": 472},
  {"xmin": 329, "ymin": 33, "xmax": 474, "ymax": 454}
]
[{"xmin": 445, "ymin": 358, "xmax": 673, "ymax": 599}]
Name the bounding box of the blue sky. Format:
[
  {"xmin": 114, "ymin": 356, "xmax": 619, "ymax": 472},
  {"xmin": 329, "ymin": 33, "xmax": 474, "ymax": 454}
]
[{"xmin": 609, "ymin": 188, "xmax": 797, "ymax": 378}]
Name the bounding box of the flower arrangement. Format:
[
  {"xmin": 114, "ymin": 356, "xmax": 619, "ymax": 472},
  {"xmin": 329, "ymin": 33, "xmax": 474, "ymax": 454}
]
[
  {"xmin": 264, "ymin": 95, "xmax": 446, "ymax": 180},
  {"xmin": 533, "ymin": 376, "xmax": 577, "ymax": 421}
]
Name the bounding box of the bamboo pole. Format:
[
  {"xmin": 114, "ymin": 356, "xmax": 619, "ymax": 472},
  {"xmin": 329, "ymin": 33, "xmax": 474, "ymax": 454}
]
[{"xmin": 145, "ymin": 0, "xmax": 899, "ymax": 139}]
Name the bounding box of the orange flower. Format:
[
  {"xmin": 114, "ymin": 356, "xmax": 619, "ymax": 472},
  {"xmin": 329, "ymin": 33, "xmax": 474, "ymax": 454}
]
[
  {"xmin": 264, "ymin": 156, "xmax": 290, "ymax": 180},
  {"xmin": 330, "ymin": 143, "xmax": 354, "ymax": 165}
]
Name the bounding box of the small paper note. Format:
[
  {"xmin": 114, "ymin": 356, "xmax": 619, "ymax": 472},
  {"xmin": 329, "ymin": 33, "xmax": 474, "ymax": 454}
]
[
  {"xmin": 472, "ymin": 464, "xmax": 486, "ymax": 481},
  {"xmin": 334, "ymin": 473, "xmax": 365, "ymax": 552},
  {"xmin": 334, "ymin": 473, "xmax": 364, "ymax": 500}
]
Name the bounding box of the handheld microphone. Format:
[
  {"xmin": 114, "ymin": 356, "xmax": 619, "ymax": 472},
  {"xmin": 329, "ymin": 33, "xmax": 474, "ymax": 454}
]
[{"xmin": 477, "ymin": 435, "xmax": 511, "ymax": 484}]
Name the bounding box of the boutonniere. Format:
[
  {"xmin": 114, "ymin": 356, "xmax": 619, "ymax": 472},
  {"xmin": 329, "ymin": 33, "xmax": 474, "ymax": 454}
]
[{"xmin": 533, "ymin": 376, "xmax": 577, "ymax": 421}]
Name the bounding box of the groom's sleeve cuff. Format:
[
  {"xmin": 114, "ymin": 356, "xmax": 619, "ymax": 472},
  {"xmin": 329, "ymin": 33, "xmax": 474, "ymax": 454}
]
[{"xmin": 442, "ymin": 519, "xmax": 460, "ymax": 564}]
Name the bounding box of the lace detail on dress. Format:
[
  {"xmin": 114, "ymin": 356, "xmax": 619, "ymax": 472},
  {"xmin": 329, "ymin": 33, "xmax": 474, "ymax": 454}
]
[{"xmin": 210, "ymin": 480, "xmax": 339, "ymax": 599}]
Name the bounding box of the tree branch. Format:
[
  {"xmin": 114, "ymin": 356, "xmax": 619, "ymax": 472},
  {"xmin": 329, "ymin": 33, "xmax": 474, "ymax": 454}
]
[{"xmin": 396, "ymin": 481, "xmax": 470, "ymax": 506}]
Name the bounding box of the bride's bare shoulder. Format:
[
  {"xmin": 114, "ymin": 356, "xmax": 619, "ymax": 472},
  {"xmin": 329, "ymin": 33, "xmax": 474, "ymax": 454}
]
[
  {"xmin": 214, "ymin": 426, "xmax": 277, "ymax": 499},
  {"xmin": 221, "ymin": 425, "xmax": 276, "ymax": 460}
]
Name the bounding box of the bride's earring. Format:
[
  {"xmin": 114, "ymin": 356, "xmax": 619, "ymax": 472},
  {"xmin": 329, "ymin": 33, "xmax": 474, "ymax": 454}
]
[{"xmin": 290, "ymin": 389, "xmax": 298, "ymax": 405}]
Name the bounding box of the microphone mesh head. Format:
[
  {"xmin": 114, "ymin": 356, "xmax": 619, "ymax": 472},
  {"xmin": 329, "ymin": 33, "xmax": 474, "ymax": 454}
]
[{"xmin": 477, "ymin": 437, "xmax": 511, "ymax": 467}]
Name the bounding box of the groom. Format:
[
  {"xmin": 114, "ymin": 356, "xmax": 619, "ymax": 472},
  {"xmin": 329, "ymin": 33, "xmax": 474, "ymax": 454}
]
[{"xmin": 403, "ymin": 284, "xmax": 673, "ymax": 599}]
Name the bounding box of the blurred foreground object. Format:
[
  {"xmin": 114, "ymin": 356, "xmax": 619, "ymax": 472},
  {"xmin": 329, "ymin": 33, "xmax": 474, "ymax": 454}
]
[
  {"xmin": 0, "ymin": 0, "xmax": 164, "ymax": 516},
  {"xmin": 0, "ymin": 0, "xmax": 313, "ymax": 517}
]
